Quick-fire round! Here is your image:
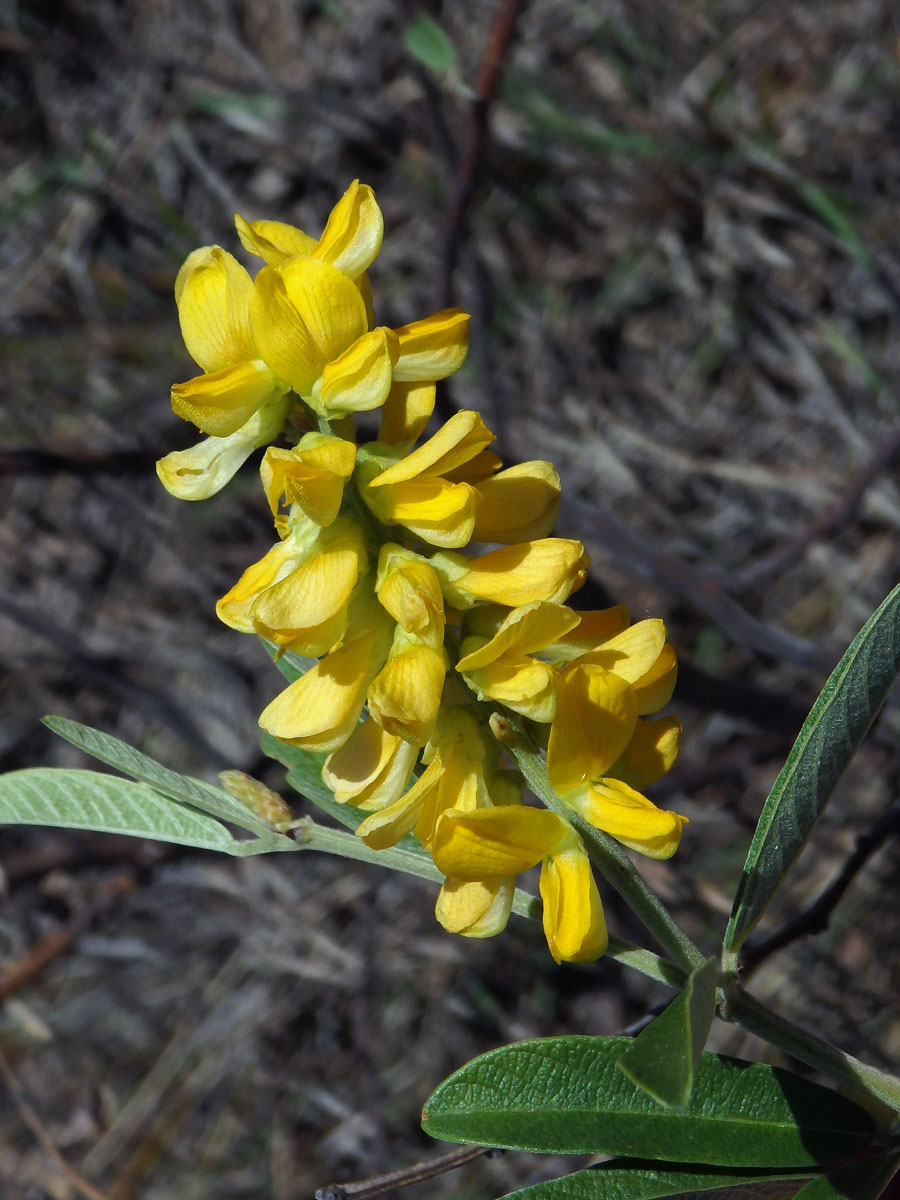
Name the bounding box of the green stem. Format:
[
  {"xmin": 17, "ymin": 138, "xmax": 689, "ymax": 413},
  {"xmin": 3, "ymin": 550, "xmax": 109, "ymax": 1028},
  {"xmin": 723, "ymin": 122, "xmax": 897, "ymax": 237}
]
[
  {"xmin": 729, "ymin": 989, "xmax": 900, "ymax": 1112},
  {"xmin": 292, "ymin": 819, "xmax": 682, "ymax": 987},
  {"xmin": 508, "ymin": 735, "xmax": 707, "ymax": 975}
]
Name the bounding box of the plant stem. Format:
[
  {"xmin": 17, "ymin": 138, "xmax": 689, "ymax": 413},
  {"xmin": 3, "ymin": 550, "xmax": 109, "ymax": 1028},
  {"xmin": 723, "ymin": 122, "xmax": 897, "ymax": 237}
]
[
  {"xmin": 508, "ymin": 735, "xmax": 707, "ymax": 975},
  {"xmin": 729, "ymin": 989, "xmax": 900, "ymax": 1112},
  {"xmin": 293, "ymin": 819, "xmax": 682, "ymax": 986}
]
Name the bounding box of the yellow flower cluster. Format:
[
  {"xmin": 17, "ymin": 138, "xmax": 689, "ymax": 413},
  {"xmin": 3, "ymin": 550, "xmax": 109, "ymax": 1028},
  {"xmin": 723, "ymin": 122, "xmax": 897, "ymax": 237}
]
[{"xmin": 159, "ymin": 181, "xmax": 686, "ymax": 964}]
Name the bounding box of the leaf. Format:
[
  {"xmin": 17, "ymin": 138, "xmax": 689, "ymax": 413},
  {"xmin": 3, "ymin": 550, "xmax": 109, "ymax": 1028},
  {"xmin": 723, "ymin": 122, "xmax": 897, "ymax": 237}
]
[
  {"xmin": 496, "ymin": 1160, "xmax": 813, "ymax": 1200},
  {"xmin": 421, "ymin": 1036, "xmax": 874, "ymax": 1166},
  {"xmin": 791, "ymin": 1153, "xmax": 900, "ymax": 1200},
  {"xmin": 402, "ymin": 15, "xmax": 457, "ymax": 74},
  {"xmin": 43, "ymin": 716, "xmax": 274, "ymax": 836},
  {"xmin": 725, "ymin": 581, "xmax": 900, "ymax": 953},
  {"xmin": 0, "ymin": 768, "xmax": 285, "ymax": 855},
  {"xmin": 617, "ymin": 956, "xmax": 719, "ymax": 1108}
]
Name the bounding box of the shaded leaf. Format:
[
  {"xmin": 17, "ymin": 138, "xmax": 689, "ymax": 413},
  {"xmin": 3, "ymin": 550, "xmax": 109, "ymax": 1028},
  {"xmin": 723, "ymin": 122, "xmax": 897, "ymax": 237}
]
[
  {"xmin": 421, "ymin": 1036, "xmax": 874, "ymax": 1166},
  {"xmin": 725, "ymin": 581, "xmax": 900, "ymax": 952},
  {"xmin": 618, "ymin": 956, "xmax": 718, "ymax": 1108},
  {"xmin": 43, "ymin": 715, "xmax": 273, "ymax": 836},
  {"xmin": 496, "ymin": 1160, "xmax": 813, "ymax": 1200},
  {"xmin": 0, "ymin": 768, "xmax": 293, "ymax": 855},
  {"xmin": 791, "ymin": 1153, "xmax": 900, "ymax": 1200},
  {"xmin": 402, "ymin": 15, "xmax": 457, "ymax": 74}
]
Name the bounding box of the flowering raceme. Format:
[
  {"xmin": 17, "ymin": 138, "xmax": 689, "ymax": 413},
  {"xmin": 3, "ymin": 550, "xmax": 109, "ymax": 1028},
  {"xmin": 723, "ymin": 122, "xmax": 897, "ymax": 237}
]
[{"xmin": 159, "ymin": 180, "xmax": 687, "ymax": 964}]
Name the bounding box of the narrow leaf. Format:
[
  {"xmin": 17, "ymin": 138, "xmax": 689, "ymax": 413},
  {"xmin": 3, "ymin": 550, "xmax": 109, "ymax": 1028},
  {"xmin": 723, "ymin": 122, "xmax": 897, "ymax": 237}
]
[
  {"xmin": 43, "ymin": 715, "xmax": 273, "ymax": 836},
  {"xmin": 791, "ymin": 1154, "xmax": 900, "ymax": 1200},
  {"xmin": 421, "ymin": 1036, "xmax": 874, "ymax": 1166},
  {"xmin": 402, "ymin": 15, "xmax": 457, "ymax": 74},
  {"xmin": 496, "ymin": 1160, "xmax": 813, "ymax": 1200},
  {"xmin": 618, "ymin": 956, "xmax": 719, "ymax": 1108},
  {"xmin": 725, "ymin": 581, "xmax": 900, "ymax": 952},
  {"xmin": 0, "ymin": 768, "xmax": 258, "ymax": 854}
]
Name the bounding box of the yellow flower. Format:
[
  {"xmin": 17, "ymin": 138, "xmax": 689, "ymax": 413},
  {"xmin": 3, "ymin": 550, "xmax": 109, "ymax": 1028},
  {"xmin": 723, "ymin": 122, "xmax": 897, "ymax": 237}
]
[
  {"xmin": 260, "ymin": 433, "xmax": 357, "ymax": 530},
  {"xmin": 156, "ymin": 395, "xmax": 289, "ymax": 501},
  {"xmin": 354, "ymin": 706, "xmax": 494, "ymax": 850},
  {"xmin": 546, "ymin": 662, "xmax": 686, "ymax": 859},
  {"xmin": 359, "ymin": 410, "xmax": 495, "ymax": 548},
  {"xmin": 375, "ymin": 545, "xmax": 446, "ymax": 649},
  {"xmin": 367, "ymin": 627, "xmax": 446, "ymax": 743},
  {"xmin": 468, "ymin": 461, "xmax": 562, "ymax": 543},
  {"xmin": 432, "ymin": 805, "xmax": 607, "ymax": 963},
  {"xmin": 430, "ymin": 539, "xmax": 589, "ymax": 608},
  {"xmin": 251, "ymin": 256, "xmax": 395, "ymax": 418},
  {"xmin": 216, "ymin": 516, "xmax": 367, "ymax": 657},
  {"xmin": 171, "ymin": 247, "xmax": 290, "ymax": 437},
  {"xmin": 235, "ymin": 179, "xmax": 384, "ymax": 280},
  {"xmin": 456, "ymin": 602, "xmax": 580, "ymax": 722},
  {"xmin": 322, "ymin": 718, "xmax": 420, "ymax": 811},
  {"xmin": 258, "ymin": 597, "xmax": 394, "ymax": 754}
]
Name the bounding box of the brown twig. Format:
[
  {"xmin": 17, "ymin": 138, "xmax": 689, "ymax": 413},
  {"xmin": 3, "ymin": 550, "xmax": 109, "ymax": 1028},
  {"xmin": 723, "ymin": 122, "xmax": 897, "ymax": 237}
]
[
  {"xmin": 0, "ymin": 1048, "xmax": 115, "ymax": 1200},
  {"xmin": 734, "ymin": 426, "xmax": 900, "ymax": 591},
  {"xmin": 0, "ymin": 870, "xmax": 136, "ymax": 1001},
  {"xmin": 432, "ymin": 0, "xmax": 525, "ymax": 313},
  {"xmin": 316, "ymin": 1144, "xmax": 495, "ymax": 1200},
  {"xmin": 741, "ymin": 797, "xmax": 900, "ymax": 973}
]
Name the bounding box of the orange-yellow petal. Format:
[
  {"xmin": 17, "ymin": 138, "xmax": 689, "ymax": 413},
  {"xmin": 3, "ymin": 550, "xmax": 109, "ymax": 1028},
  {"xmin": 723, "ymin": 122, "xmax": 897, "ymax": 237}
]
[
  {"xmin": 322, "ymin": 718, "xmax": 419, "ymax": 811},
  {"xmin": 577, "ymin": 619, "xmax": 667, "ymax": 684},
  {"xmin": 435, "ymin": 876, "xmax": 514, "ymax": 938},
  {"xmin": 608, "ymin": 715, "xmax": 682, "ymax": 789},
  {"xmin": 631, "ymin": 643, "xmax": 678, "ymax": 715},
  {"xmin": 567, "ymin": 776, "xmax": 687, "ymax": 859},
  {"xmin": 171, "ymin": 360, "xmax": 286, "ymax": 437},
  {"xmin": 367, "ymin": 643, "xmax": 446, "ymax": 742},
  {"xmin": 234, "ymin": 214, "xmax": 317, "ymax": 266},
  {"xmin": 313, "ymin": 180, "xmax": 383, "ymax": 280},
  {"xmin": 377, "ymin": 381, "xmax": 436, "ymax": 445},
  {"xmin": 318, "ymin": 327, "xmax": 394, "ymax": 416}
]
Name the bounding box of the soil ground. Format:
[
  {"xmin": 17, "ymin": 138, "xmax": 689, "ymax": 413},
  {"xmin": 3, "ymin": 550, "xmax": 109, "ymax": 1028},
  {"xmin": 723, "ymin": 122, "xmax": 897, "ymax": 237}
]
[{"xmin": 1, "ymin": 2, "xmax": 899, "ymax": 1197}]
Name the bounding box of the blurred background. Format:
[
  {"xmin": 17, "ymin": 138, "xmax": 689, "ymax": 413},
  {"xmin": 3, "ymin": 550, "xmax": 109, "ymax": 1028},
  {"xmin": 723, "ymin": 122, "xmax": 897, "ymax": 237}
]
[{"xmin": 1, "ymin": 1, "xmax": 899, "ymax": 1195}]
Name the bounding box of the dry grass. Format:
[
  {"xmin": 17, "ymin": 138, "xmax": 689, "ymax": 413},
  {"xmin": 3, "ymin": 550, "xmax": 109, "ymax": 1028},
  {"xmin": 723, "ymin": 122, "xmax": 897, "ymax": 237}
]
[{"xmin": 1, "ymin": 1, "xmax": 899, "ymax": 1195}]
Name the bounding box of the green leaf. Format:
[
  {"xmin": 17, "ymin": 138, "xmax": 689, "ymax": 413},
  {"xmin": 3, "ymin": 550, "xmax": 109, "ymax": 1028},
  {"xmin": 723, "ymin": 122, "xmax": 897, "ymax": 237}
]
[
  {"xmin": 725, "ymin": 580, "xmax": 900, "ymax": 952},
  {"xmin": 617, "ymin": 956, "xmax": 719, "ymax": 1108},
  {"xmin": 495, "ymin": 1160, "xmax": 814, "ymax": 1200},
  {"xmin": 402, "ymin": 15, "xmax": 457, "ymax": 74},
  {"xmin": 43, "ymin": 715, "xmax": 274, "ymax": 836},
  {"xmin": 421, "ymin": 1036, "xmax": 874, "ymax": 1166},
  {"xmin": 0, "ymin": 768, "xmax": 292, "ymax": 855},
  {"xmin": 791, "ymin": 1153, "xmax": 900, "ymax": 1200}
]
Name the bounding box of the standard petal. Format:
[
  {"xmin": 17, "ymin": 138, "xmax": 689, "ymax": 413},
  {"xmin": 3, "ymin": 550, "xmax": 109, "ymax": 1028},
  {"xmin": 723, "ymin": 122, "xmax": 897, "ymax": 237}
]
[
  {"xmin": 170, "ymin": 360, "xmax": 286, "ymax": 437},
  {"xmin": 365, "ymin": 477, "xmax": 479, "ymax": 549},
  {"xmin": 456, "ymin": 602, "xmax": 580, "ymax": 671},
  {"xmin": 471, "ymin": 461, "xmax": 561, "ymax": 543},
  {"xmin": 216, "ymin": 536, "xmax": 300, "ymax": 633},
  {"xmin": 368, "ymin": 411, "xmax": 494, "ymax": 486},
  {"xmin": 234, "ymin": 213, "xmax": 317, "ymax": 266},
  {"xmin": 434, "ymin": 540, "xmax": 589, "ymax": 609},
  {"xmin": 313, "ymin": 180, "xmax": 384, "ymax": 279},
  {"xmin": 322, "ymin": 718, "xmax": 419, "ymax": 811},
  {"xmin": 368, "ymin": 643, "xmax": 446, "ymax": 742},
  {"xmin": 279, "ymin": 256, "xmax": 368, "ymax": 365},
  {"xmin": 540, "ymin": 841, "xmax": 608, "ymax": 963},
  {"xmin": 250, "ymin": 518, "xmax": 366, "ymax": 655},
  {"xmin": 577, "ymin": 618, "xmax": 668, "ymax": 684},
  {"xmin": 546, "ymin": 663, "xmax": 638, "ymax": 794},
  {"xmin": 631, "ymin": 643, "xmax": 678, "ymax": 715},
  {"xmin": 377, "ymin": 381, "xmax": 436, "ymax": 445},
  {"xmin": 260, "ymin": 434, "xmax": 356, "ymax": 526},
  {"xmin": 392, "ymin": 309, "xmax": 470, "ymax": 381},
  {"xmin": 569, "ymin": 776, "xmax": 687, "ymax": 859},
  {"xmin": 251, "ymin": 265, "xmax": 324, "ymax": 396},
  {"xmin": 431, "ymin": 805, "xmax": 568, "ymax": 879},
  {"xmin": 375, "ymin": 547, "xmax": 446, "ymax": 647},
  {"xmin": 175, "ymin": 247, "xmax": 256, "ymax": 373},
  {"xmin": 607, "ymin": 714, "xmax": 682, "ymax": 789},
  {"xmin": 435, "ymin": 877, "xmax": 514, "ymax": 938},
  {"xmin": 464, "ymin": 656, "xmax": 559, "ymax": 723},
  {"xmin": 258, "ymin": 627, "xmax": 387, "ymax": 753},
  {"xmin": 319, "ymin": 327, "xmax": 394, "ymax": 415}
]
